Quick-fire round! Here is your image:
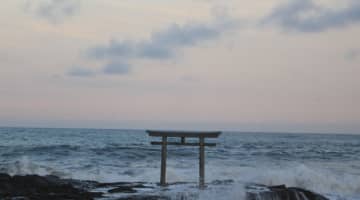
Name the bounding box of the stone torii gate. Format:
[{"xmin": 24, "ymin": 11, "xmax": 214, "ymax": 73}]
[{"xmin": 147, "ymin": 130, "xmax": 221, "ymax": 187}]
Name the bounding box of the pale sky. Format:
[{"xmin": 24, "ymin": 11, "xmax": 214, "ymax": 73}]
[{"xmin": 1, "ymin": 0, "xmax": 359, "ymax": 133}]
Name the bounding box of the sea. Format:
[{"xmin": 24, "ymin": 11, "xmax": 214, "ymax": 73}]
[{"xmin": 0, "ymin": 127, "xmax": 359, "ymax": 200}]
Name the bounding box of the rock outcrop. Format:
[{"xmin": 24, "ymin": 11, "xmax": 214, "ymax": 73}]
[
  {"xmin": 0, "ymin": 173, "xmax": 329, "ymax": 200},
  {"xmin": 246, "ymin": 184, "xmax": 329, "ymax": 200},
  {"xmin": 0, "ymin": 173, "xmax": 102, "ymax": 200}
]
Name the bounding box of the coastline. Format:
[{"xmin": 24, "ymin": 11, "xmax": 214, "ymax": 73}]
[{"xmin": 0, "ymin": 173, "xmax": 329, "ymax": 200}]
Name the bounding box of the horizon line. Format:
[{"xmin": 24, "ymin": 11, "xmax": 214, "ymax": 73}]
[{"xmin": 0, "ymin": 125, "xmax": 358, "ymax": 136}]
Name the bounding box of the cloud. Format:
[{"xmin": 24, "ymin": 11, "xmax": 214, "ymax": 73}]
[
  {"xmin": 88, "ymin": 23, "xmax": 222, "ymax": 60},
  {"xmin": 103, "ymin": 62, "xmax": 131, "ymax": 75},
  {"xmin": 262, "ymin": 0, "xmax": 360, "ymax": 32},
  {"xmin": 87, "ymin": 20, "xmax": 234, "ymax": 60},
  {"xmin": 84, "ymin": 15, "xmax": 239, "ymax": 75},
  {"xmin": 67, "ymin": 67, "xmax": 95, "ymax": 77},
  {"xmin": 24, "ymin": 0, "xmax": 80, "ymax": 24}
]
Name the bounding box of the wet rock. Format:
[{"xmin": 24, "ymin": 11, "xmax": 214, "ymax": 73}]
[
  {"xmin": 211, "ymin": 179, "xmax": 234, "ymax": 185},
  {"xmin": 288, "ymin": 187, "xmax": 329, "ymax": 200},
  {"xmin": 0, "ymin": 173, "xmax": 330, "ymax": 200},
  {"xmin": 97, "ymin": 182, "xmax": 149, "ymax": 188},
  {"xmin": 115, "ymin": 195, "xmax": 171, "ymax": 200},
  {"xmin": 108, "ymin": 186, "xmax": 137, "ymax": 193},
  {"xmin": 0, "ymin": 174, "xmax": 103, "ymax": 200},
  {"xmin": 0, "ymin": 173, "xmax": 11, "ymax": 181},
  {"xmin": 246, "ymin": 184, "xmax": 329, "ymax": 200}
]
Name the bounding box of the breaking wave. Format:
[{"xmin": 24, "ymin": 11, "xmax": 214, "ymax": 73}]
[{"xmin": 1, "ymin": 157, "xmax": 360, "ymax": 200}]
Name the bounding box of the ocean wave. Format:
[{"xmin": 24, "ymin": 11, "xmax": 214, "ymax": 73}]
[
  {"xmin": 0, "ymin": 156, "xmax": 70, "ymax": 177},
  {"xmin": 205, "ymin": 163, "xmax": 360, "ymax": 200},
  {"xmin": 1, "ymin": 157, "xmax": 359, "ymax": 199}
]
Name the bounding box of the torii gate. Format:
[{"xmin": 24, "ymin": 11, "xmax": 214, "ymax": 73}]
[{"xmin": 147, "ymin": 130, "xmax": 221, "ymax": 187}]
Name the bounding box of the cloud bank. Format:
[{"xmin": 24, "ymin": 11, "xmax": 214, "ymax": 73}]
[
  {"xmin": 67, "ymin": 0, "xmax": 360, "ymax": 77},
  {"xmin": 263, "ymin": 0, "xmax": 360, "ymax": 32},
  {"xmin": 67, "ymin": 67, "xmax": 95, "ymax": 77},
  {"xmin": 79, "ymin": 16, "xmax": 238, "ymax": 76},
  {"xmin": 103, "ymin": 62, "xmax": 131, "ymax": 75},
  {"xmin": 25, "ymin": 0, "xmax": 80, "ymax": 24}
]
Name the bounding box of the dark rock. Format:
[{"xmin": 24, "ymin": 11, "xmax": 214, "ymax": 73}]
[
  {"xmin": 0, "ymin": 173, "xmax": 330, "ymax": 200},
  {"xmin": 211, "ymin": 179, "xmax": 234, "ymax": 185},
  {"xmin": 61, "ymin": 178, "xmax": 99, "ymax": 190},
  {"xmin": 246, "ymin": 184, "xmax": 329, "ymax": 200},
  {"xmin": 289, "ymin": 187, "xmax": 329, "ymax": 200},
  {"xmin": 97, "ymin": 181, "xmax": 148, "ymax": 188},
  {"xmin": 0, "ymin": 174, "xmax": 103, "ymax": 200},
  {"xmin": 0, "ymin": 173, "xmax": 11, "ymax": 181},
  {"xmin": 268, "ymin": 184, "xmax": 287, "ymax": 190},
  {"xmin": 108, "ymin": 186, "xmax": 137, "ymax": 193},
  {"xmin": 115, "ymin": 195, "xmax": 171, "ymax": 200}
]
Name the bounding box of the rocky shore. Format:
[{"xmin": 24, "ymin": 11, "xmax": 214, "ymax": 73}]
[{"xmin": 0, "ymin": 173, "xmax": 329, "ymax": 200}]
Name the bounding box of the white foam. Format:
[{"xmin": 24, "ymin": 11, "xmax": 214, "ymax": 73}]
[
  {"xmin": 2, "ymin": 156, "xmax": 69, "ymax": 177},
  {"xmin": 198, "ymin": 183, "xmax": 246, "ymax": 200},
  {"xmin": 205, "ymin": 163, "xmax": 360, "ymax": 200},
  {"xmin": 3, "ymin": 157, "xmax": 360, "ymax": 200}
]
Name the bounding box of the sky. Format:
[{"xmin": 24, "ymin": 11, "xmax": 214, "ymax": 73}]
[{"xmin": 0, "ymin": 0, "xmax": 359, "ymax": 133}]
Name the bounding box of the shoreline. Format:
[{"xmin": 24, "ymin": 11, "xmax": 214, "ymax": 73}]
[{"xmin": 0, "ymin": 173, "xmax": 329, "ymax": 200}]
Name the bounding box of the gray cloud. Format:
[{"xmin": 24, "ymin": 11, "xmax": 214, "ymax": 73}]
[
  {"xmin": 67, "ymin": 67, "xmax": 95, "ymax": 77},
  {"xmin": 87, "ymin": 22, "xmax": 231, "ymax": 60},
  {"xmin": 263, "ymin": 0, "xmax": 360, "ymax": 32},
  {"xmin": 24, "ymin": 0, "xmax": 80, "ymax": 24},
  {"xmin": 103, "ymin": 62, "xmax": 131, "ymax": 75},
  {"xmin": 85, "ymin": 16, "xmax": 238, "ymax": 75}
]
